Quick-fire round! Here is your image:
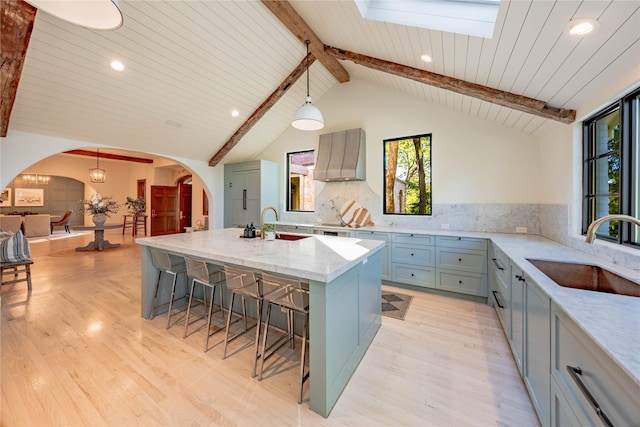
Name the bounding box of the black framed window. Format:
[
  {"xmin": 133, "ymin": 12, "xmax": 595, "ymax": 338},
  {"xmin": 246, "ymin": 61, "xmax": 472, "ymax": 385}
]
[
  {"xmin": 583, "ymin": 87, "xmax": 639, "ymax": 247},
  {"xmin": 383, "ymin": 133, "xmax": 432, "ymax": 215},
  {"xmin": 286, "ymin": 150, "xmax": 315, "ymax": 212}
]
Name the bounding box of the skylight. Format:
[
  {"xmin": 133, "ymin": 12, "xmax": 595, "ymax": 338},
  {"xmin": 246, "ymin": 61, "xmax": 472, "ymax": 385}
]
[{"xmin": 354, "ymin": 0, "xmax": 500, "ymax": 38}]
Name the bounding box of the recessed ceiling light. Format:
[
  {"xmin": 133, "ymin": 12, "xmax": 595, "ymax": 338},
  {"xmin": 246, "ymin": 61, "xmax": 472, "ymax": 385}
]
[
  {"xmin": 567, "ymin": 18, "xmax": 599, "ymax": 36},
  {"xmin": 110, "ymin": 60, "xmax": 124, "ymax": 71},
  {"xmin": 421, "ymin": 54, "xmax": 432, "ymax": 63},
  {"xmin": 231, "ymin": 110, "xmax": 239, "ymax": 117}
]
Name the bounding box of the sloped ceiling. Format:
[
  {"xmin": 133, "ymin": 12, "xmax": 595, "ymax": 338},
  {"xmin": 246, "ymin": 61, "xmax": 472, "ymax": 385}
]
[{"xmin": 5, "ymin": 0, "xmax": 640, "ymax": 164}]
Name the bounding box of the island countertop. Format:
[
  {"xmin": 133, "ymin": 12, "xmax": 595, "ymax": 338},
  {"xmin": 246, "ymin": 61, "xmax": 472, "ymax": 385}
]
[{"xmin": 135, "ymin": 227, "xmax": 385, "ymax": 283}]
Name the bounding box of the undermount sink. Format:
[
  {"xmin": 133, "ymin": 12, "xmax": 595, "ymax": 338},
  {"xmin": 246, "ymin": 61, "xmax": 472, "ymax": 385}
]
[
  {"xmin": 276, "ymin": 233, "xmax": 310, "ymax": 241},
  {"xmin": 527, "ymin": 259, "xmax": 640, "ymax": 297}
]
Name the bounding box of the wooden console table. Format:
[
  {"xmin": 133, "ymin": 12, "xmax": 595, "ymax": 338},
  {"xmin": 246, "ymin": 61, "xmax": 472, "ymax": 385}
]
[{"xmin": 73, "ymin": 225, "xmax": 122, "ymax": 251}]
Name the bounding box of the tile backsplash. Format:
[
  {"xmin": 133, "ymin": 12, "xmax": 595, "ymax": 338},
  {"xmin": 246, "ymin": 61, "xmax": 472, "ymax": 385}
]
[
  {"xmin": 282, "ymin": 181, "xmax": 540, "ymax": 233},
  {"xmin": 281, "ymin": 182, "xmax": 640, "ymax": 268}
]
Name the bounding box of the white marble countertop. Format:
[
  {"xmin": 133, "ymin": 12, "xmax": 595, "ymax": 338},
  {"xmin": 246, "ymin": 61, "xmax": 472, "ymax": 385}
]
[
  {"xmin": 135, "ymin": 228, "xmax": 384, "ymax": 283},
  {"xmin": 273, "ymin": 221, "xmax": 640, "ymax": 385}
]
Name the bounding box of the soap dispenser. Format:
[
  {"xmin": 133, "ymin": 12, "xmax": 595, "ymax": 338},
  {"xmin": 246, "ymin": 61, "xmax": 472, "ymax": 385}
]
[{"xmin": 243, "ymin": 224, "xmax": 250, "ymax": 238}]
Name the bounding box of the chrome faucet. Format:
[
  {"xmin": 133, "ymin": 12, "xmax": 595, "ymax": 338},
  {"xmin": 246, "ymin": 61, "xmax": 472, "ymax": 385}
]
[
  {"xmin": 585, "ymin": 214, "xmax": 640, "ymax": 243},
  {"xmin": 260, "ymin": 206, "xmax": 280, "ymax": 239}
]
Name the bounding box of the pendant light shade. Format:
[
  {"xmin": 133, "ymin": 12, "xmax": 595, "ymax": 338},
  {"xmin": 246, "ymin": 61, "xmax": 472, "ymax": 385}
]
[
  {"xmin": 292, "ymin": 96, "xmax": 324, "ymax": 131},
  {"xmin": 292, "ymin": 40, "xmax": 324, "ymax": 131},
  {"xmin": 89, "ymin": 149, "xmax": 106, "ymax": 183},
  {"xmin": 25, "ymin": 0, "xmax": 123, "ymax": 30}
]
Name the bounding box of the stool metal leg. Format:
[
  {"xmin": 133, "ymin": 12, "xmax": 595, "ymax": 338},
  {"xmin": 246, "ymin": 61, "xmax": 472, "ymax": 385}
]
[{"xmin": 166, "ymin": 271, "xmax": 184, "ymax": 329}]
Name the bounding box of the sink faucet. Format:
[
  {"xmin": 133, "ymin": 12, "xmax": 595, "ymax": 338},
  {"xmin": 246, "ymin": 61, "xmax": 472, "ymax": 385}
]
[
  {"xmin": 585, "ymin": 214, "xmax": 640, "ymax": 243},
  {"xmin": 260, "ymin": 206, "xmax": 280, "ymax": 239}
]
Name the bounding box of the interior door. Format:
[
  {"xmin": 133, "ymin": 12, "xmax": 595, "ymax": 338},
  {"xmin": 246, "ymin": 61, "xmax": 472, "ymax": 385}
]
[
  {"xmin": 150, "ymin": 186, "xmax": 178, "ymax": 236},
  {"xmin": 178, "ymin": 182, "xmax": 192, "ymax": 232}
]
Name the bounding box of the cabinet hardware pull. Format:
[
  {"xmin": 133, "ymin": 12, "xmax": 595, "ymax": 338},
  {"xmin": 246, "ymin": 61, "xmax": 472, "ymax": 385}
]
[
  {"xmin": 458, "ymin": 280, "xmax": 463, "ymax": 284},
  {"xmin": 492, "ymin": 291, "xmax": 504, "ymax": 308},
  {"xmin": 242, "ymin": 189, "xmax": 247, "ymax": 210},
  {"xmin": 515, "ymin": 274, "xmax": 525, "ymax": 281},
  {"xmin": 566, "ymin": 365, "xmax": 614, "ymax": 427},
  {"xmin": 411, "ymin": 273, "xmax": 414, "ymax": 277},
  {"xmin": 457, "ymin": 237, "xmax": 461, "ymax": 240},
  {"xmin": 491, "ymin": 257, "xmax": 505, "ymax": 271},
  {"xmin": 410, "ymin": 253, "xmax": 414, "ymax": 256},
  {"xmin": 458, "ymin": 258, "xmax": 462, "ymax": 262}
]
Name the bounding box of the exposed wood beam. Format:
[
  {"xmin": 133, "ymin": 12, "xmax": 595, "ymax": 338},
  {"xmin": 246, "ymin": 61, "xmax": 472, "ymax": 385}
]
[
  {"xmin": 209, "ymin": 54, "xmax": 315, "ymax": 167},
  {"xmin": 325, "ymin": 46, "xmax": 576, "ymax": 124},
  {"xmin": 1, "ymin": 0, "xmax": 36, "ymax": 137},
  {"xmin": 63, "ymin": 150, "xmax": 154, "ymax": 164},
  {"xmin": 261, "ymin": 0, "xmax": 349, "ymax": 84}
]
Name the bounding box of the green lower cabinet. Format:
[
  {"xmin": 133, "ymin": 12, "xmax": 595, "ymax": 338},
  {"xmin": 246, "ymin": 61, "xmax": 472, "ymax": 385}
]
[
  {"xmin": 551, "ymin": 376, "xmax": 582, "ymax": 426},
  {"xmin": 524, "ymin": 275, "xmax": 551, "ymax": 427},
  {"xmin": 551, "ymin": 303, "xmax": 640, "ymax": 426}
]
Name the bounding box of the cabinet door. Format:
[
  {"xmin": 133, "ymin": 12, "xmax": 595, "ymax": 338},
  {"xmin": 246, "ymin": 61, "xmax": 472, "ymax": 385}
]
[
  {"xmin": 356, "ymin": 231, "xmax": 390, "ymax": 279},
  {"xmin": 510, "ymin": 266, "xmax": 525, "ymax": 375},
  {"xmin": 525, "ymin": 278, "xmax": 551, "ymax": 427},
  {"xmin": 231, "ymin": 169, "xmax": 260, "ymax": 227},
  {"xmin": 551, "ymin": 377, "xmax": 582, "ymax": 427}
]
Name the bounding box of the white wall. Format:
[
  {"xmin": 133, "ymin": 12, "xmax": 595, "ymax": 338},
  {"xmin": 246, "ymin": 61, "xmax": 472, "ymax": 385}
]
[
  {"xmin": 0, "ymin": 131, "xmax": 225, "ymax": 229},
  {"xmin": 259, "ymin": 78, "xmax": 543, "ymax": 206}
]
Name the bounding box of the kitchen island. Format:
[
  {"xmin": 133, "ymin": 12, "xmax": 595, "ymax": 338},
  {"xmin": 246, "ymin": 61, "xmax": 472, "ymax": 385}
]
[{"xmin": 135, "ymin": 228, "xmax": 384, "ymax": 417}]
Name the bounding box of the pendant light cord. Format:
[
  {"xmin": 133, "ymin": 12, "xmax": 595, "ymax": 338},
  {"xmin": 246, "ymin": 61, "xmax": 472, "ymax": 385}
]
[{"xmin": 305, "ymin": 40, "xmax": 310, "ymax": 98}]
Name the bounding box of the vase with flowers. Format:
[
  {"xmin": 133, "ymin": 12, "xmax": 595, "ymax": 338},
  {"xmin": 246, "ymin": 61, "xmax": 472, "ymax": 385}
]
[{"xmin": 79, "ymin": 194, "xmax": 120, "ymax": 226}]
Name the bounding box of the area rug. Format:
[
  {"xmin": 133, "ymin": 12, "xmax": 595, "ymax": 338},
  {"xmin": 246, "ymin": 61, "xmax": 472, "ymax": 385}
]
[{"xmin": 381, "ymin": 290, "xmax": 413, "ymax": 320}]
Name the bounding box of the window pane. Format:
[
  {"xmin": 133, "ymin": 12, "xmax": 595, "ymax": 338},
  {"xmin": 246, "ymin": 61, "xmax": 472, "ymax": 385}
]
[
  {"xmin": 594, "ymin": 110, "xmax": 619, "ymax": 156},
  {"xmin": 384, "ymin": 134, "xmax": 432, "ymax": 215},
  {"xmin": 287, "ymin": 151, "xmax": 315, "ymax": 212},
  {"xmin": 594, "ymin": 154, "xmax": 620, "ymax": 196}
]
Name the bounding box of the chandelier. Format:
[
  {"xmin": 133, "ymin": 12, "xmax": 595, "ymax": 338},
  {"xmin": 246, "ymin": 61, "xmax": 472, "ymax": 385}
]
[
  {"xmin": 89, "ymin": 149, "xmax": 106, "ymax": 183},
  {"xmin": 22, "ymin": 174, "xmax": 50, "ymax": 184}
]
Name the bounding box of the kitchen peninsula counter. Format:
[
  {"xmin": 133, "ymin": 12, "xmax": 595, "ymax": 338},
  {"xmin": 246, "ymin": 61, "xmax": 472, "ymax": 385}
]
[{"xmin": 136, "ymin": 228, "xmax": 384, "ymax": 417}]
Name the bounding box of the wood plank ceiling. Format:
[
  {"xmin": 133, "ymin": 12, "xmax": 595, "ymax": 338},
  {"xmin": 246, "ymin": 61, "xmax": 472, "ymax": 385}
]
[{"xmin": 4, "ymin": 0, "xmax": 639, "ymax": 164}]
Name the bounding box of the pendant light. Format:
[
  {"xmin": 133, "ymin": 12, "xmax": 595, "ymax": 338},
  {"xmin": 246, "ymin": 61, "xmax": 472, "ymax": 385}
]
[
  {"xmin": 292, "ymin": 40, "xmax": 324, "ymax": 131},
  {"xmin": 25, "ymin": 0, "xmax": 123, "ymax": 31},
  {"xmin": 89, "ymin": 149, "xmax": 106, "ymax": 183}
]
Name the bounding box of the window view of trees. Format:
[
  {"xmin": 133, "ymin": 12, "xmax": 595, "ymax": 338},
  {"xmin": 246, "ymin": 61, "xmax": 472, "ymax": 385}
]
[
  {"xmin": 384, "ymin": 134, "xmax": 432, "ymax": 215},
  {"xmin": 583, "ymin": 87, "xmax": 639, "ymax": 248}
]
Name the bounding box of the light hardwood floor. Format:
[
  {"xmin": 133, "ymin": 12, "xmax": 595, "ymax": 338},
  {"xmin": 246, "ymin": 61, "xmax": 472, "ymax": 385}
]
[{"xmin": 1, "ymin": 231, "xmax": 539, "ymax": 426}]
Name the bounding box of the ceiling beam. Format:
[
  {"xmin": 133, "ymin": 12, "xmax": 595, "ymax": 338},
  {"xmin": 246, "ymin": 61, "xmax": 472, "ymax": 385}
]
[
  {"xmin": 63, "ymin": 150, "xmax": 154, "ymax": 164},
  {"xmin": 261, "ymin": 0, "xmax": 349, "ymax": 84},
  {"xmin": 325, "ymin": 46, "xmax": 576, "ymax": 124},
  {"xmin": 1, "ymin": 0, "xmax": 36, "ymax": 137},
  {"xmin": 209, "ymin": 54, "xmax": 316, "ymax": 167}
]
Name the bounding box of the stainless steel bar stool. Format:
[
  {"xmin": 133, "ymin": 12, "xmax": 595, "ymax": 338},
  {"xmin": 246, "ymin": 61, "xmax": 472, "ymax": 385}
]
[
  {"xmin": 183, "ymin": 255, "xmax": 225, "ymax": 352},
  {"xmin": 148, "ymin": 248, "xmax": 187, "ymax": 329},
  {"xmin": 259, "ymin": 272, "xmax": 310, "ymax": 404},
  {"xmin": 222, "ymin": 265, "xmax": 263, "ymax": 377}
]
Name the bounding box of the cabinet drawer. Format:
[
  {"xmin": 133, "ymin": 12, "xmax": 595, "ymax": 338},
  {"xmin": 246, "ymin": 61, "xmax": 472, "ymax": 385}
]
[
  {"xmin": 491, "ymin": 273, "xmax": 510, "ymax": 335},
  {"xmin": 355, "ymin": 231, "xmax": 391, "ymax": 242},
  {"xmin": 392, "ymin": 233, "xmax": 435, "ymax": 245},
  {"xmin": 392, "ymin": 264, "xmax": 435, "ymax": 288},
  {"xmin": 436, "ymin": 236, "xmax": 487, "ymax": 251},
  {"xmin": 277, "ymin": 225, "xmax": 313, "ymax": 234},
  {"xmin": 489, "ymin": 243, "xmax": 509, "ymax": 284},
  {"xmin": 436, "ymin": 248, "xmax": 487, "ymax": 273},
  {"xmin": 391, "ymin": 244, "xmax": 434, "ymax": 266},
  {"xmin": 552, "ymin": 305, "xmax": 640, "ymax": 426},
  {"xmin": 436, "ymin": 269, "xmax": 487, "ymax": 297}
]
